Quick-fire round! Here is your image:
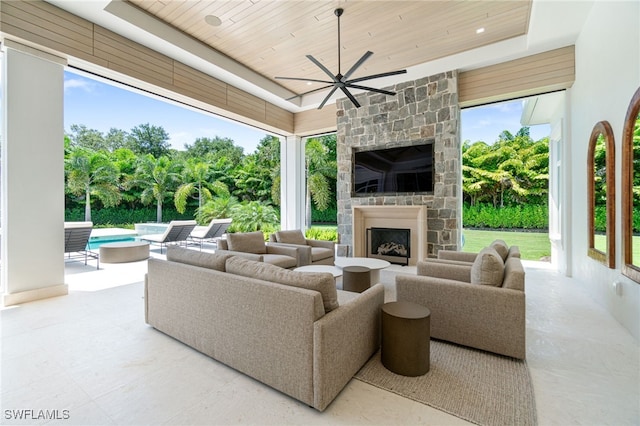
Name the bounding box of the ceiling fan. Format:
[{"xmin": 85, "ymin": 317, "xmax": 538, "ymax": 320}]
[{"xmin": 275, "ymin": 8, "xmax": 407, "ymax": 109}]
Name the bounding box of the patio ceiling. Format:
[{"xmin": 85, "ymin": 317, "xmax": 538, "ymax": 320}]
[{"xmin": 45, "ymin": 1, "xmax": 591, "ymax": 112}]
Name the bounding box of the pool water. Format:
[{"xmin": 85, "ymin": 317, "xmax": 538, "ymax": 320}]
[{"xmin": 87, "ymin": 237, "xmax": 137, "ymax": 249}]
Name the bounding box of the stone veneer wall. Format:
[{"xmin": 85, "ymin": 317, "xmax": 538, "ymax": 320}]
[{"xmin": 336, "ymin": 71, "xmax": 461, "ymax": 257}]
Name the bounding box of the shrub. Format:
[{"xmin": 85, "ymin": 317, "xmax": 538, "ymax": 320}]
[
  {"xmin": 463, "ymin": 203, "xmax": 548, "ymax": 229},
  {"xmin": 64, "ymin": 207, "xmax": 195, "ymax": 225},
  {"xmin": 305, "ymin": 227, "xmax": 338, "ymax": 242}
]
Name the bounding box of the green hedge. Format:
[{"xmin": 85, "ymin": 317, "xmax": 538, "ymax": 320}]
[
  {"xmin": 65, "ymin": 207, "xmax": 196, "ymax": 227},
  {"xmin": 311, "ymin": 205, "xmax": 337, "ymax": 224},
  {"xmin": 595, "ymin": 205, "xmax": 640, "ymax": 233},
  {"xmin": 463, "ymin": 203, "xmax": 548, "ymax": 229}
]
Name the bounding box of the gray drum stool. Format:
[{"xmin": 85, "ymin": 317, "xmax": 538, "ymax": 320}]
[
  {"xmin": 100, "ymin": 241, "xmax": 150, "ymax": 263},
  {"xmin": 381, "ymin": 301, "xmax": 431, "ymax": 376},
  {"xmin": 342, "ymin": 265, "xmax": 370, "ymax": 293}
]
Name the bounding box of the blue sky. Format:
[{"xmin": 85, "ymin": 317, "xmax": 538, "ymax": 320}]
[{"xmin": 64, "ymin": 71, "xmax": 550, "ymax": 153}]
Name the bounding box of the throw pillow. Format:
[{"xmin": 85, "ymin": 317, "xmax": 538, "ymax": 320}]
[
  {"xmin": 275, "ymin": 229, "xmax": 307, "ymax": 245},
  {"xmin": 503, "ymin": 257, "xmax": 525, "ymax": 291},
  {"xmin": 226, "ymin": 231, "xmax": 267, "ymax": 254},
  {"xmin": 225, "ymin": 256, "xmax": 339, "ymax": 312},
  {"xmin": 490, "ymin": 239, "xmax": 509, "ymax": 261},
  {"xmin": 166, "ymin": 246, "xmax": 231, "ymax": 272},
  {"xmin": 470, "ymin": 246, "xmax": 504, "ymax": 286}
]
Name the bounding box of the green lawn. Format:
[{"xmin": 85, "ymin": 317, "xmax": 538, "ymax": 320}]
[{"xmin": 462, "ymin": 229, "xmax": 550, "ymax": 261}]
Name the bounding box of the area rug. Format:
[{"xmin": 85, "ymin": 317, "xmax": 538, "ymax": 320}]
[{"xmin": 354, "ymin": 341, "xmax": 537, "ymax": 426}]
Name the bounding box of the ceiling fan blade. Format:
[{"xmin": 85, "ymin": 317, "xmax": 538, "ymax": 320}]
[
  {"xmin": 348, "ymin": 69, "xmax": 407, "ymax": 84},
  {"xmin": 275, "ymin": 76, "xmax": 334, "ymax": 84},
  {"xmin": 339, "ymin": 86, "xmax": 361, "ymax": 108},
  {"xmin": 342, "ymin": 51, "xmax": 373, "ymax": 81},
  {"xmin": 318, "ymin": 86, "xmax": 339, "ymax": 110},
  {"xmin": 285, "ymin": 84, "xmax": 336, "ymax": 101},
  {"xmin": 306, "ymin": 55, "xmax": 339, "ymax": 82},
  {"xmin": 346, "ymin": 84, "xmax": 397, "ymax": 96}
]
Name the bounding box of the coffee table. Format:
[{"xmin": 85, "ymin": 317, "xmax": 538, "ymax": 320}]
[
  {"xmin": 294, "ymin": 264, "xmax": 343, "ymax": 279},
  {"xmin": 100, "ymin": 241, "xmax": 150, "ymax": 263},
  {"xmin": 334, "ymin": 257, "xmax": 390, "ymax": 284}
]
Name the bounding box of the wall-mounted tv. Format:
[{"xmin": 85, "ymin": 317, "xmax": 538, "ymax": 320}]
[{"xmin": 352, "ymin": 143, "xmax": 434, "ymax": 195}]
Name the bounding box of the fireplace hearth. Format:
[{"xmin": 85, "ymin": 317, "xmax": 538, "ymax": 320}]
[{"xmin": 367, "ymin": 227, "xmax": 411, "ymax": 265}]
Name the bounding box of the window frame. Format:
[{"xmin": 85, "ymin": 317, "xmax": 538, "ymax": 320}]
[{"xmin": 622, "ymin": 87, "xmax": 640, "ymax": 282}]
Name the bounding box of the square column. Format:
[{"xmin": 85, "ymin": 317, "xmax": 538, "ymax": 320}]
[
  {"xmin": 2, "ymin": 41, "xmax": 67, "ymax": 305},
  {"xmin": 280, "ymin": 135, "xmax": 305, "ymax": 230}
]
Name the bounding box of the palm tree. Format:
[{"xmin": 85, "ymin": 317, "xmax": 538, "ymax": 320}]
[
  {"xmin": 65, "ymin": 147, "xmax": 122, "ymax": 221},
  {"xmin": 231, "ymin": 201, "xmax": 279, "ymax": 232},
  {"xmin": 127, "ymin": 154, "xmax": 180, "ymax": 223},
  {"xmin": 305, "ymin": 137, "xmax": 337, "ymax": 228},
  {"xmin": 196, "ymin": 181, "xmax": 238, "ymax": 225},
  {"xmin": 174, "ymin": 159, "xmax": 214, "ymax": 214}
]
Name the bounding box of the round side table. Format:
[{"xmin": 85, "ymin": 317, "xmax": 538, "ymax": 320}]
[
  {"xmin": 381, "ymin": 301, "xmax": 431, "ymax": 376},
  {"xmin": 342, "ymin": 266, "xmax": 371, "ymax": 293}
]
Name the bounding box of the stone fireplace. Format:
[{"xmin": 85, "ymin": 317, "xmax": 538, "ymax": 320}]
[{"xmin": 337, "ymin": 71, "xmax": 461, "ymax": 260}]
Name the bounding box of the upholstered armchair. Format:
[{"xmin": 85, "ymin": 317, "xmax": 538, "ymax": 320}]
[
  {"xmin": 396, "ymin": 246, "xmax": 526, "ymax": 359},
  {"xmin": 269, "ymin": 230, "xmax": 335, "ymax": 266},
  {"xmin": 216, "ymin": 231, "xmax": 300, "ymax": 269}
]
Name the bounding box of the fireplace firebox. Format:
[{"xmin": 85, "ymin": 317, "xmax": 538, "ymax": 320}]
[{"xmin": 366, "ymin": 227, "xmax": 411, "ymax": 265}]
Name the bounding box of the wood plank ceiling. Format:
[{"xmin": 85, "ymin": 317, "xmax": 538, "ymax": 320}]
[{"xmin": 127, "ymin": 1, "xmax": 532, "ymax": 101}]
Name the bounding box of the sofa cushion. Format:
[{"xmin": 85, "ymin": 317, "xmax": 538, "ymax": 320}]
[
  {"xmin": 225, "ymin": 256, "xmax": 339, "ymax": 312},
  {"xmin": 470, "ymin": 247, "xmax": 504, "ymax": 286},
  {"xmin": 503, "ymin": 257, "xmax": 525, "ymax": 291},
  {"xmin": 311, "ymin": 247, "xmax": 334, "ymax": 262},
  {"xmin": 166, "ymin": 246, "xmax": 231, "ymax": 272},
  {"xmin": 490, "ymin": 239, "xmax": 509, "ymax": 261},
  {"xmin": 275, "ymin": 229, "xmax": 307, "ymax": 245},
  {"xmin": 226, "ymin": 231, "xmax": 267, "ymax": 254}
]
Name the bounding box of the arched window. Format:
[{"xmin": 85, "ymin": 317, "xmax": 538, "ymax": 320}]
[
  {"xmin": 622, "ymin": 87, "xmax": 640, "ymax": 282},
  {"xmin": 587, "ymin": 121, "xmax": 615, "ymax": 267}
]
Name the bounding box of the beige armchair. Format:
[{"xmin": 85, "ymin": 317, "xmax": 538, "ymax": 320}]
[
  {"xmin": 216, "ymin": 231, "xmax": 300, "ymax": 269},
  {"xmin": 396, "ymin": 246, "xmax": 526, "ymax": 359},
  {"xmin": 269, "ymin": 229, "xmax": 335, "ymax": 266}
]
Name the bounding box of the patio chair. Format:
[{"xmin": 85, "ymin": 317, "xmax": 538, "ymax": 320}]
[
  {"xmin": 188, "ymin": 218, "xmax": 232, "ymax": 250},
  {"xmin": 64, "ymin": 221, "xmax": 99, "ymax": 269},
  {"xmin": 139, "ymin": 220, "xmax": 197, "ymax": 254}
]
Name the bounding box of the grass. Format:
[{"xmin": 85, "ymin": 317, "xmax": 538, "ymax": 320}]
[{"xmin": 462, "ymin": 229, "xmax": 551, "ymax": 261}]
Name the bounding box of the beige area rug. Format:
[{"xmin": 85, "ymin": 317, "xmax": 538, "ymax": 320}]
[{"xmin": 354, "ymin": 341, "xmax": 537, "ymax": 426}]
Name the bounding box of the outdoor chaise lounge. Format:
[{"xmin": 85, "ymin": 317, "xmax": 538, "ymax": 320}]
[
  {"xmin": 188, "ymin": 218, "xmax": 232, "ymax": 250},
  {"xmin": 64, "ymin": 221, "xmax": 99, "ymax": 269},
  {"xmin": 139, "ymin": 220, "xmax": 197, "ymax": 254}
]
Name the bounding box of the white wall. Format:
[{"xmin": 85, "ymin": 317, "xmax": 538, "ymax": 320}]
[
  {"xmin": 570, "ymin": 1, "xmax": 640, "ymax": 339},
  {"xmin": 1, "ymin": 42, "xmax": 67, "ymax": 305}
]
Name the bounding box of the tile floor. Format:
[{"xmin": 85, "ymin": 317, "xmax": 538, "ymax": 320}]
[{"xmin": 1, "ymin": 250, "xmax": 638, "ymax": 425}]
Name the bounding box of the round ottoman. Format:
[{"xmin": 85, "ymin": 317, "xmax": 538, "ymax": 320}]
[
  {"xmin": 381, "ymin": 301, "xmax": 431, "ymax": 376},
  {"xmin": 100, "ymin": 241, "xmax": 150, "ymax": 263},
  {"xmin": 342, "ymin": 265, "xmax": 371, "ymax": 293}
]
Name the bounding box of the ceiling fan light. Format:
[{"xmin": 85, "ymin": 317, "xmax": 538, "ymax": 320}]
[{"xmin": 476, "ymin": 27, "xmax": 485, "ymax": 34}]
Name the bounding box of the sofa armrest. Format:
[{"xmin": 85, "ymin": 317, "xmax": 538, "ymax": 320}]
[
  {"xmin": 214, "ymin": 249, "xmax": 263, "ymax": 262},
  {"xmin": 312, "ymin": 283, "xmax": 384, "ymax": 411},
  {"xmin": 396, "ymin": 275, "xmax": 525, "ymax": 359},
  {"xmin": 267, "ymin": 242, "xmax": 312, "ymax": 266},
  {"xmin": 437, "ymin": 250, "xmax": 477, "ymax": 263},
  {"xmin": 306, "ymin": 239, "xmax": 335, "ymax": 251},
  {"xmin": 417, "ymin": 259, "xmax": 472, "ymax": 282}
]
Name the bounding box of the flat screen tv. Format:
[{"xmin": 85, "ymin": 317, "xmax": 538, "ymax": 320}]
[{"xmin": 353, "ymin": 143, "xmax": 434, "ymax": 195}]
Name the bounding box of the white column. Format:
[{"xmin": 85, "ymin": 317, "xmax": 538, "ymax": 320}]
[
  {"xmin": 2, "ymin": 41, "xmax": 67, "ymax": 305},
  {"xmin": 279, "ymin": 135, "xmax": 305, "ymax": 230}
]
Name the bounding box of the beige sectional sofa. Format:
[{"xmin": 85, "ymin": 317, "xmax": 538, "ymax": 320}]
[
  {"xmin": 396, "ymin": 241, "xmax": 526, "ymax": 359},
  {"xmin": 145, "ymin": 246, "xmax": 384, "ymax": 411}
]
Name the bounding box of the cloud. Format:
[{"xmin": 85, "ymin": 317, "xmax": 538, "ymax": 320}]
[
  {"xmin": 168, "ymin": 131, "xmax": 193, "ymax": 150},
  {"xmin": 64, "ymin": 78, "xmax": 95, "ymax": 93}
]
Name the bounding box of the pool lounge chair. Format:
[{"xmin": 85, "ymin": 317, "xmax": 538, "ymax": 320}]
[
  {"xmin": 139, "ymin": 220, "xmax": 197, "ymax": 254},
  {"xmin": 64, "ymin": 221, "xmax": 99, "ymax": 269},
  {"xmin": 188, "ymin": 218, "xmax": 232, "ymax": 250}
]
